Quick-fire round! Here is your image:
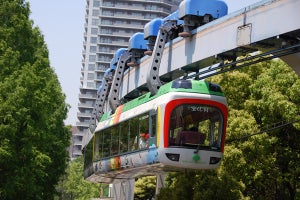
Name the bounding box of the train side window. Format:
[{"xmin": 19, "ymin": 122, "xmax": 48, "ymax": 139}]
[
  {"xmin": 129, "ymin": 116, "xmax": 139, "ymax": 151},
  {"xmin": 93, "ymin": 131, "xmax": 102, "ymax": 160},
  {"xmin": 149, "ymin": 112, "xmax": 156, "ymax": 147},
  {"xmin": 102, "ymin": 129, "xmax": 110, "ymax": 158},
  {"xmin": 139, "ymin": 114, "xmax": 149, "ymax": 149},
  {"xmin": 84, "ymin": 139, "xmax": 93, "ymax": 177},
  {"xmin": 111, "ymin": 126, "xmax": 119, "ymax": 156},
  {"xmin": 120, "ymin": 120, "xmax": 129, "ymax": 153}
]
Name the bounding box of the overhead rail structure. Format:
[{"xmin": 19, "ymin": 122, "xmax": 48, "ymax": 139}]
[{"xmin": 120, "ymin": 0, "xmax": 300, "ymax": 101}]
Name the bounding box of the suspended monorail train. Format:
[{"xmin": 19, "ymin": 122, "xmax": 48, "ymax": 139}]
[{"xmin": 84, "ymin": 79, "xmax": 228, "ymax": 183}]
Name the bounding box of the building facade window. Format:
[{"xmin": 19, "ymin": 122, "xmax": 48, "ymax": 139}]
[
  {"xmin": 90, "ymin": 37, "xmax": 97, "ymax": 44},
  {"xmin": 90, "ymin": 46, "xmax": 97, "ymax": 53},
  {"xmin": 87, "ymin": 82, "xmax": 95, "ymax": 88},
  {"xmin": 91, "ymin": 28, "xmax": 98, "ymax": 35},
  {"xmin": 93, "ymin": 0, "xmax": 100, "ymax": 7},
  {"xmin": 92, "ymin": 9, "xmax": 99, "ymax": 16},
  {"xmin": 92, "ymin": 18, "xmax": 99, "ymax": 26},
  {"xmin": 88, "ymin": 64, "xmax": 95, "ymax": 71},
  {"xmin": 89, "ymin": 55, "xmax": 96, "ymax": 62},
  {"xmin": 87, "ymin": 73, "xmax": 94, "ymax": 80}
]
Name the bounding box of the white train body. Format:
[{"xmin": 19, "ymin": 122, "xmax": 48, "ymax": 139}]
[{"xmin": 84, "ymin": 80, "xmax": 228, "ymax": 183}]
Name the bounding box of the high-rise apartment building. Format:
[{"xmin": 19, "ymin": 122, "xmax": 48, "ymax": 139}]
[{"xmin": 72, "ymin": 0, "xmax": 181, "ymax": 158}]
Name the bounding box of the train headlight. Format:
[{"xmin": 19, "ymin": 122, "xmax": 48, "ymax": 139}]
[
  {"xmin": 166, "ymin": 153, "xmax": 180, "ymax": 161},
  {"xmin": 209, "ymin": 157, "xmax": 221, "ymax": 164}
]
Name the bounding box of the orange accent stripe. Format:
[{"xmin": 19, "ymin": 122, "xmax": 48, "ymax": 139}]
[{"xmin": 113, "ymin": 105, "xmax": 124, "ymax": 124}]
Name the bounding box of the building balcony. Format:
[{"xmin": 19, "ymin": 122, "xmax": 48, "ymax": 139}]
[
  {"xmin": 78, "ymin": 102, "xmax": 94, "ymax": 108},
  {"xmin": 98, "ymin": 40, "xmax": 129, "ymax": 47},
  {"xmin": 72, "ymin": 149, "xmax": 82, "ymax": 156},
  {"xmin": 77, "ymin": 112, "xmax": 92, "ymax": 118},
  {"xmin": 95, "ymin": 66, "xmax": 107, "ymax": 72},
  {"xmin": 73, "ymin": 131, "xmax": 86, "ymax": 137},
  {"xmin": 76, "ymin": 121, "xmax": 90, "ymax": 127},
  {"xmin": 99, "ymin": 23, "xmax": 144, "ymax": 30},
  {"xmin": 79, "ymin": 93, "xmax": 97, "ymax": 99},
  {"xmin": 100, "ymin": 13, "xmax": 151, "ymax": 21},
  {"xmin": 72, "ymin": 139, "xmax": 83, "ymax": 146},
  {"xmin": 99, "ymin": 31, "xmax": 132, "ymax": 38},
  {"xmin": 79, "ymin": 86, "xmax": 97, "ymax": 91},
  {"xmin": 101, "ymin": 4, "xmax": 171, "ymax": 13},
  {"xmin": 96, "ymin": 59, "xmax": 112, "ymax": 64},
  {"xmin": 72, "ymin": 134, "xmax": 82, "ymax": 141},
  {"xmin": 97, "ymin": 50, "xmax": 114, "ymax": 56}
]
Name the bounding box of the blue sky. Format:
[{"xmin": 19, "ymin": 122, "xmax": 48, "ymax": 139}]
[{"xmin": 27, "ymin": 0, "xmax": 262, "ymax": 125}]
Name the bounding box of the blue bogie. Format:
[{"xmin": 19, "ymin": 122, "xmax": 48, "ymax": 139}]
[
  {"xmin": 143, "ymin": 11, "xmax": 183, "ymax": 56},
  {"xmin": 144, "ymin": 18, "xmax": 163, "ymax": 39},
  {"xmin": 113, "ymin": 48, "xmax": 127, "ymax": 65},
  {"xmin": 128, "ymin": 32, "xmax": 147, "ymax": 51},
  {"xmin": 179, "ymin": 0, "xmax": 228, "ymax": 19},
  {"xmin": 144, "ymin": 11, "xmax": 184, "ymax": 40},
  {"xmin": 163, "ymin": 10, "xmax": 183, "ymax": 25}
]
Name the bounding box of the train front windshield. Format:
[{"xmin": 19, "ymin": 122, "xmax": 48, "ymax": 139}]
[{"xmin": 169, "ymin": 104, "xmax": 224, "ymax": 150}]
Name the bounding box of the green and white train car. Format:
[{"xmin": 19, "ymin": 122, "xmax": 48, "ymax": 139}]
[{"xmin": 84, "ymin": 79, "xmax": 228, "ymax": 183}]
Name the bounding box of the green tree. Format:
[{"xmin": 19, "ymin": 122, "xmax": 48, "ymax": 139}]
[
  {"xmin": 212, "ymin": 59, "xmax": 300, "ymax": 199},
  {"xmin": 155, "ymin": 59, "xmax": 299, "ymax": 199},
  {"xmin": 0, "ymin": 0, "xmax": 70, "ymax": 199},
  {"xmin": 134, "ymin": 176, "xmax": 156, "ymax": 200},
  {"xmin": 62, "ymin": 156, "xmax": 103, "ymax": 200},
  {"xmin": 156, "ymin": 170, "xmax": 245, "ymax": 200}
]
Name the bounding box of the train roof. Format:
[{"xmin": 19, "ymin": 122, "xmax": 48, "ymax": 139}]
[{"xmin": 100, "ymin": 79, "xmax": 224, "ymax": 122}]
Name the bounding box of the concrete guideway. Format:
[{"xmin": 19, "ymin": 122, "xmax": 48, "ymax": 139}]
[{"xmin": 120, "ymin": 0, "xmax": 300, "ymax": 100}]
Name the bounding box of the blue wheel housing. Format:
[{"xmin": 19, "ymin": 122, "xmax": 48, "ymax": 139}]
[
  {"xmin": 179, "ymin": 0, "xmax": 228, "ymax": 19},
  {"xmin": 143, "ymin": 11, "xmax": 185, "ymax": 39},
  {"xmin": 113, "ymin": 48, "xmax": 127, "ymax": 65},
  {"xmin": 144, "ymin": 18, "xmax": 163, "ymax": 39},
  {"xmin": 128, "ymin": 32, "xmax": 148, "ymax": 51},
  {"xmin": 163, "ymin": 10, "xmax": 183, "ymax": 25}
]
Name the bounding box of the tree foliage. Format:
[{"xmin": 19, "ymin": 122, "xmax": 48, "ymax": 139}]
[
  {"xmin": 134, "ymin": 176, "xmax": 156, "ymax": 200},
  {"xmin": 156, "ymin": 170, "xmax": 245, "ymax": 200},
  {"xmin": 57, "ymin": 156, "xmax": 103, "ymax": 200},
  {"xmin": 155, "ymin": 59, "xmax": 300, "ymax": 199},
  {"xmin": 213, "ymin": 59, "xmax": 299, "ymax": 199},
  {"xmin": 0, "ymin": 0, "xmax": 70, "ymax": 199}
]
